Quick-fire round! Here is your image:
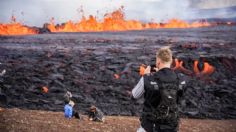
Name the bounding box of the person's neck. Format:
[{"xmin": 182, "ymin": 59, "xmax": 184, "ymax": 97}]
[{"xmin": 158, "ymin": 63, "xmax": 171, "ymax": 70}]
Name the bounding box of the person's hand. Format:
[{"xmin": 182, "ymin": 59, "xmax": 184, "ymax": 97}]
[
  {"xmin": 154, "ymin": 67, "xmax": 159, "ymax": 72},
  {"xmin": 126, "ymin": 90, "xmax": 132, "ymax": 97},
  {"xmin": 144, "ymin": 66, "xmax": 151, "ymax": 74}
]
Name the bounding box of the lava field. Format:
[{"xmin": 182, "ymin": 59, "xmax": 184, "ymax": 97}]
[{"xmin": 0, "ymin": 26, "xmax": 236, "ymax": 119}]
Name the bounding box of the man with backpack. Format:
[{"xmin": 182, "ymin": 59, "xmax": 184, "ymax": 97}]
[{"xmin": 132, "ymin": 47, "xmax": 184, "ymax": 132}]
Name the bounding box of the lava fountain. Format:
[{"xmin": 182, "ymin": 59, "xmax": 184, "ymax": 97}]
[
  {"xmin": 0, "ymin": 16, "xmax": 38, "ymax": 35},
  {"xmin": 47, "ymin": 7, "xmax": 211, "ymax": 32}
]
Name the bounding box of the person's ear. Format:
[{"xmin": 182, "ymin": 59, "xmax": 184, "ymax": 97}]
[
  {"xmin": 156, "ymin": 58, "xmax": 160, "ymax": 67},
  {"xmin": 156, "ymin": 58, "xmax": 159, "ymax": 66}
]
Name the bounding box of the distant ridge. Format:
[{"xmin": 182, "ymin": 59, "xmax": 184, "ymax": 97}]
[{"xmin": 188, "ymin": 6, "xmax": 236, "ymax": 22}]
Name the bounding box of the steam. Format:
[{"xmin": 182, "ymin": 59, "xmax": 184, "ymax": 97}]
[
  {"xmin": 0, "ymin": 0, "xmax": 235, "ymax": 26},
  {"xmin": 188, "ymin": 0, "xmax": 236, "ymax": 19},
  {"xmin": 190, "ymin": 0, "xmax": 236, "ymax": 9}
]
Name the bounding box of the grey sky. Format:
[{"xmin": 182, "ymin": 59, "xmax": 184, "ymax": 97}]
[{"xmin": 0, "ymin": 0, "xmax": 236, "ymax": 26}]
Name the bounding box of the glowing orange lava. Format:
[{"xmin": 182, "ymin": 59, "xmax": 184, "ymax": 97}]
[
  {"xmin": 0, "ymin": 7, "xmax": 211, "ymax": 35},
  {"xmin": 114, "ymin": 74, "xmax": 120, "ymax": 79},
  {"xmin": 172, "ymin": 59, "xmax": 192, "ymax": 75},
  {"xmin": 0, "ymin": 16, "xmax": 37, "ymax": 35},
  {"xmin": 47, "ymin": 7, "xmax": 211, "ymax": 32},
  {"xmin": 194, "ymin": 60, "xmax": 215, "ymax": 76},
  {"xmin": 42, "ymin": 86, "xmax": 49, "ymax": 93},
  {"xmin": 139, "ymin": 64, "xmax": 146, "ymax": 76}
]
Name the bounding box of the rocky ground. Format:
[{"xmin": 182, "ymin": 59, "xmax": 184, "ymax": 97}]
[
  {"xmin": 0, "ymin": 26, "xmax": 236, "ymax": 120},
  {"xmin": 0, "ymin": 107, "xmax": 236, "ymax": 132}
]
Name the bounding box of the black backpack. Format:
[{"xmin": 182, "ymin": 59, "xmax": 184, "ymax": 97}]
[{"xmin": 146, "ymin": 81, "xmax": 179, "ymax": 123}]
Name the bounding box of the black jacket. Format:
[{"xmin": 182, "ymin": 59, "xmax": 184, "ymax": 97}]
[{"xmin": 142, "ymin": 68, "xmax": 181, "ymax": 121}]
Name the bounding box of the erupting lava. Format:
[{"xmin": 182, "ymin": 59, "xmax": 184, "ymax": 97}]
[
  {"xmin": 47, "ymin": 7, "xmax": 211, "ymax": 32},
  {"xmin": 0, "ymin": 7, "xmax": 211, "ymax": 35},
  {"xmin": 0, "ymin": 16, "xmax": 37, "ymax": 35}
]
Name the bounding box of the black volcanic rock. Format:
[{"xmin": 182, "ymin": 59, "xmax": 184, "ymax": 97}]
[{"xmin": 0, "ymin": 28, "xmax": 236, "ymax": 119}]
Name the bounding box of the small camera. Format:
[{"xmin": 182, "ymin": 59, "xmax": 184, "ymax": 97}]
[{"xmin": 150, "ymin": 64, "xmax": 157, "ymax": 72}]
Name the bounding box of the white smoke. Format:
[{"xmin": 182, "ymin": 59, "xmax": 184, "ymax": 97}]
[{"xmin": 192, "ymin": 0, "xmax": 236, "ymax": 9}]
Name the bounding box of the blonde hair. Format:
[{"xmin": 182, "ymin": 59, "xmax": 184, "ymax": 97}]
[{"xmin": 156, "ymin": 47, "xmax": 172, "ymax": 64}]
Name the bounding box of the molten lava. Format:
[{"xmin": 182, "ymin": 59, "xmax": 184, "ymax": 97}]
[
  {"xmin": 47, "ymin": 7, "xmax": 211, "ymax": 32},
  {"xmin": 172, "ymin": 59, "xmax": 192, "ymax": 75},
  {"xmin": 42, "ymin": 86, "xmax": 49, "ymax": 93},
  {"xmin": 0, "ymin": 7, "xmax": 211, "ymax": 35},
  {"xmin": 139, "ymin": 64, "xmax": 146, "ymax": 76},
  {"xmin": 194, "ymin": 60, "xmax": 201, "ymax": 74},
  {"xmin": 173, "ymin": 59, "xmax": 183, "ymax": 70},
  {"xmin": 194, "ymin": 60, "xmax": 215, "ymax": 76},
  {"xmin": 114, "ymin": 74, "xmax": 120, "ymax": 79},
  {"xmin": 202, "ymin": 62, "xmax": 215, "ymax": 75},
  {"xmin": 0, "ymin": 16, "xmax": 37, "ymax": 35}
]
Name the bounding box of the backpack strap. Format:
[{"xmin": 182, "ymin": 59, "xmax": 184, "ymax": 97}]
[{"xmin": 143, "ymin": 79, "xmax": 179, "ymax": 122}]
